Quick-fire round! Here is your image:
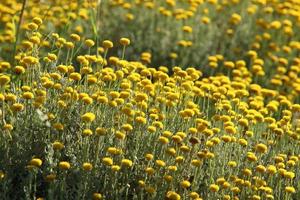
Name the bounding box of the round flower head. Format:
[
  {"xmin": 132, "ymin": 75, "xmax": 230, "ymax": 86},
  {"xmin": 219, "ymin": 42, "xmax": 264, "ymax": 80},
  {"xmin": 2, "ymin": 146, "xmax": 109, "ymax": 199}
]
[
  {"xmin": 15, "ymin": 66, "xmax": 25, "ymax": 74},
  {"xmin": 285, "ymin": 186, "xmax": 296, "ymax": 193},
  {"xmin": 83, "ymin": 129, "xmax": 93, "ymax": 136},
  {"xmin": 121, "ymin": 159, "xmax": 133, "ymax": 167},
  {"xmin": 255, "ymin": 143, "xmax": 268, "ymax": 153},
  {"xmin": 11, "ymin": 103, "xmax": 24, "ymax": 112},
  {"xmin": 85, "ymin": 39, "xmax": 95, "ymax": 47},
  {"xmin": 29, "ymin": 158, "xmax": 43, "ymax": 168},
  {"xmin": 59, "ymin": 161, "xmax": 71, "ymax": 170},
  {"xmin": 102, "ymin": 40, "xmax": 113, "ymax": 49},
  {"xmin": 209, "ymin": 184, "xmax": 219, "ymax": 192},
  {"xmin": 166, "ymin": 191, "xmax": 181, "ymax": 200},
  {"xmin": 27, "ymin": 22, "xmax": 39, "ymax": 31},
  {"xmin": 33, "ymin": 17, "xmax": 43, "ymax": 25},
  {"xmin": 93, "ymin": 193, "xmax": 103, "ymax": 200},
  {"xmin": 81, "ymin": 112, "xmax": 96, "ymax": 123},
  {"xmin": 111, "ymin": 165, "xmax": 121, "ymax": 172},
  {"xmin": 102, "ymin": 157, "xmax": 113, "ymax": 166},
  {"xmin": 52, "ymin": 141, "xmax": 64, "ymax": 150},
  {"xmin": 82, "ymin": 162, "xmax": 93, "ymax": 171},
  {"xmin": 70, "ymin": 33, "xmax": 81, "ymax": 42},
  {"xmin": 120, "ymin": 37, "xmax": 130, "ymax": 46},
  {"xmin": 0, "ymin": 75, "xmax": 10, "ymax": 86},
  {"xmin": 180, "ymin": 180, "xmax": 191, "ymax": 188}
]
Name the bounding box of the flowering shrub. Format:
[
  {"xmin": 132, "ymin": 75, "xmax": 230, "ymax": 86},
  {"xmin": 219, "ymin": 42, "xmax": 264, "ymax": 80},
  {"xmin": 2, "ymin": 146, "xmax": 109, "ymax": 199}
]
[{"xmin": 0, "ymin": 0, "xmax": 300, "ymax": 199}]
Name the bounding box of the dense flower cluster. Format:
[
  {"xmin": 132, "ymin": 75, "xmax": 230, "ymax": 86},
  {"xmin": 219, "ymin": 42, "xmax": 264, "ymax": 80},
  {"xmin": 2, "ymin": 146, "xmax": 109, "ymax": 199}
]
[{"xmin": 0, "ymin": 0, "xmax": 300, "ymax": 199}]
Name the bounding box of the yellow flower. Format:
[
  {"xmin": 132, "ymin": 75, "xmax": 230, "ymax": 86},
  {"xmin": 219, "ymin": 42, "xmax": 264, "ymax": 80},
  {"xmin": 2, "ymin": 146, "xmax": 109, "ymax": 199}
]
[
  {"xmin": 138, "ymin": 180, "xmax": 145, "ymax": 187},
  {"xmin": 70, "ymin": 33, "xmax": 81, "ymax": 42},
  {"xmin": 27, "ymin": 22, "xmax": 39, "ymax": 31},
  {"xmin": 201, "ymin": 16, "xmax": 211, "ymax": 24},
  {"xmin": 120, "ymin": 37, "xmax": 130, "ymax": 46},
  {"xmin": 115, "ymin": 131, "xmax": 126, "ymax": 140},
  {"xmin": 145, "ymin": 167, "xmax": 155, "ymax": 175},
  {"xmin": 189, "ymin": 192, "xmax": 200, "ymax": 199},
  {"xmin": 285, "ymin": 186, "xmax": 296, "ymax": 193},
  {"xmin": 29, "ymin": 158, "xmax": 43, "ymax": 168},
  {"xmin": 147, "ymin": 125, "xmax": 156, "ymax": 133},
  {"xmin": 225, "ymin": 126, "xmax": 236, "ymax": 134},
  {"xmin": 3, "ymin": 124, "xmax": 13, "ymax": 131},
  {"xmin": 145, "ymin": 186, "xmax": 156, "ymax": 194},
  {"xmin": 122, "ymin": 123, "xmax": 133, "ymax": 132},
  {"xmin": 228, "ymin": 161, "xmax": 237, "ymax": 168},
  {"xmin": 33, "ymin": 17, "xmax": 43, "ymax": 25},
  {"xmin": 158, "ymin": 136, "xmax": 169, "ymax": 144},
  {"xmin": 102, "ymin": 157, "xmax": 113, "ymax": 166},
  {"xmin": 164, "ymin": 175, "xmax": 173, "ymax": 182},
  {"xmin": 222, "ymin": 182, "xmax": 231, "ymax": 189},
  {"xmin": 85, "ymin": 39, "xmax": 95, "ymax": 47},
  {"xmin": 246, "ymin": 152, "xmax": 258, "ymax": 162},
  {"xmin": 82, "ymin": 96, "xmax": 93, "ymax": 105},
  {"xmin": 266, "ymin": 194, "xmax": 274, "ymax": 199},
  {"xmin": 175, "ymin": 156, "xmax": 185, "ymax": 163},
  {"xmin": 11, "ymin": 103, "xmax": 24, "ymax": 112},
  {"xmin": 238, "ymin": 118, "xmax": 249, "ymax": 127},
  {"xmin": 191, "ymin": 159, "xmax": 202, "ymax": 167},
  {"xmin": 231, "ymin": 186, "xmax": 240, "ymax": 193},
  {"xmin": 221, "ymin": 135, "xmax": 231, "ymax": 143},
  {"xmin": 14, "ymin": 66, "xmax": 25, "ymax": 74},
  {"xmin": 167, "ymin": 165, "xmax": 177, "ymax": 172},
  {"xmin": 121, "ymin": 159, "xmax": 133, "ymax": 167},
  {"xmin": 107, "ymin": 147, "xmax": 117, "ymax": 154},
  {"xmin": 216, "ymin": 177, "xmax": 226, "ymax": 185},
  {"xmin": 65, "ymin": 42, "xmax": 74, "ymax": 49},
  {"xmin": 102, "ymin": 40, "xmax": 113, "ymax": 49},
  {"xmin": 82, "ymin": 162, "xmax": 93, "ymax": 171},
  {"xmin": 180, "ymin": 180, "xmax": 191, "ymax": 188},
  {"xmin": 0, "ymin": 75, "xmax": 10, "ymax": 86},
  {"xmin": 47, "ymin": 53, "xmax": 57, "ymax": 61},
  {"xmin": 45, "ymin": 173, "xmax": 56, "ymax": 182},
  {"xmin": 81, "ymin": 112, "xmax": 96, "ymax": 123},
  {"xmin": 284, "ymin": 171, "xmax": 295, "ymax": 179},
  {"xmin": 135, "ymin": 116, "xmax": 146, "ymax": 124},
  {"xmin": 166, "ymin": 191, "xmax": 181, "ymax": 200},
  {"xmin": 266, "ymin": 165, "xmax": 277, "ymax": 174},
  {"xmin": 96, "ymin": 127, "xmax": 106, "ymax": 136},
  {"xmin": 69, "ymin": 72, "xmax": 82, "ymax": 81},
  {"xmin": 238, "ymin": 138, "xmax": 248, "ymax": 146},
  {"xmin": 145, "ymin": 153, "xmax": 154, "ymax": 161},
  {"xmin": 111, "ymin": 165, "xmax": 121, "ymax": 172},
  {"xmin": 59, "ymin": 161, "xmax": 71, "ymax": 170},
  {"xmin": 92, "ymin": 193, "xmax": 103, "ymax": 200},
  {"xmin": 155, "ymin": 160, "xmax": 166, "ymax": 167},
  {"xmin": 83, "ymin": 129, "xmax": 93, "ymax": 136},
  {"xmin": 0, "ymin": 171, "xmax": 4, "ymax": 179},
  {"xmin": 22, "ymin": 92, "xmax": 34, "ymax": 100},
  {"xmin": 0, "ymin": 93, "xmax": 4, "ymax": 101},
  {"xmin": 252, "ymin": 195, "xmax": 261, "ymax": 200},
  {"xmin": 256, "ymin": 165, "xmax": 266, "ymax": 173},
  {"xmin": 52, "ymin": 141, "xmax": 64, "ymax": 150},
  {"xmin": 255, "ymin": 143, "xmax": 268, "ymax": 153},
  {"xmin": 53, "ymin": 123, "xmax": 64, "ymax": 131},
  {"xmin": 209, "ymin": 184, "xmax": 219, "ymax": 192}
]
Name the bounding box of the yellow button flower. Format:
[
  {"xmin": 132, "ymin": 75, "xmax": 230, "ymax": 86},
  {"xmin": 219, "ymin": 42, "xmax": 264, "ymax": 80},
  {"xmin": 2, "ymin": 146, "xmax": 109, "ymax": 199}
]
[
  {"xmin": 59, "ymin": 161, "xmax": 71, "ymax": 170},
  {"xmin": 81, "ymin": 112, "xmax": 96, "ymax": 123}
]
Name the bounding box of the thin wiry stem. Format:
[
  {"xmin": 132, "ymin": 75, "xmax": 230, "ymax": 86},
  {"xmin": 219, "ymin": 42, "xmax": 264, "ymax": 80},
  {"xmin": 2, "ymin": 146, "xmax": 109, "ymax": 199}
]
[{"xmin": 12, "ymin": 0, "xmax": 27, "ymax": 65}]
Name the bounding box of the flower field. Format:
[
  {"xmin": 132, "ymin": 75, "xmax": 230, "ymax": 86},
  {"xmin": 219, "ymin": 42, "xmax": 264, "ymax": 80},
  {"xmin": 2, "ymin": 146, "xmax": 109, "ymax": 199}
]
[{"xmin": 1, "ymin": 0, "xmax": 300, "ymax": 199}]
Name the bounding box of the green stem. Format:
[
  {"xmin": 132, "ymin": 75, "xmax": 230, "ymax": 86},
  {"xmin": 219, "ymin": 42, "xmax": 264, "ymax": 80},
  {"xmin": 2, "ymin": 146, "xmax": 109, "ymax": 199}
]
[
  {"xmin": 12, "ymin": 0, "xmax": 27, "ymax": 65},
  {"xmin": 121, "ymin": 45, "xmax": 126, "ymax": 60}
]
